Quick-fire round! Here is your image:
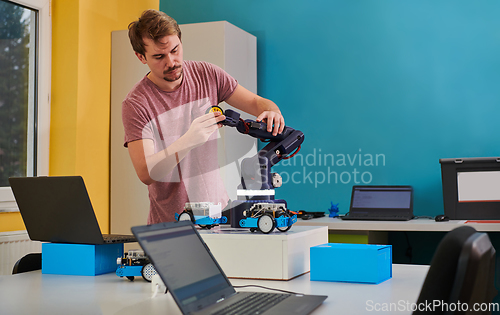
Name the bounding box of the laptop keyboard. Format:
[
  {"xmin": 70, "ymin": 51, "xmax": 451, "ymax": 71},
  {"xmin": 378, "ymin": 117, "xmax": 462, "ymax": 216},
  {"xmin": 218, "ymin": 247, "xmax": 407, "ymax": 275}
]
[{"xmin": 212, "ymin": 292, "xmax": 291, "ymax": 315}]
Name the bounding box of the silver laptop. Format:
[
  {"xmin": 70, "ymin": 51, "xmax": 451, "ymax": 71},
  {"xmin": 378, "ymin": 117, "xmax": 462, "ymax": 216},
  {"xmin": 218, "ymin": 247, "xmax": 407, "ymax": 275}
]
[
  {"xmin": 9, "ymin": 176, "xmax": 136, "ymax": 244},
  {"xmin": 131, "ymin": 220, "xmax": 327, "ymax": 315}
]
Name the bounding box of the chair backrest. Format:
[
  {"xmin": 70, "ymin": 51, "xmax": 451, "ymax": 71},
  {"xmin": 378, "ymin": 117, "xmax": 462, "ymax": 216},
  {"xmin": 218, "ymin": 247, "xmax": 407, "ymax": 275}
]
[
  {"xmin": 413, "ymin": 226, "xmax": 497, "ymax": 315},
  {"xmin": 12, "ymin": 253, "xmax": 42, "ymax": 274},
  {"xmin": 448, "ymin": 232, "xmax": 497, "ymax": 314}
]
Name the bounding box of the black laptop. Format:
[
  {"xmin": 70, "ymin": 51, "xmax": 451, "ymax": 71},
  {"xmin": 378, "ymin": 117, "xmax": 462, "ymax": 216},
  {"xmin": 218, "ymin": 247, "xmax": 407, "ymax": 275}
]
[
  {"xmin": 9, "ymin": 176, "xmax": 136, "ymax": 244},
  {"xmin": 341, "ymin": 185, "xmax": 414, "ymax": 221},
  {"xmin": 131, "ymin": 220, "xmax": 327, "ymax": 315}
]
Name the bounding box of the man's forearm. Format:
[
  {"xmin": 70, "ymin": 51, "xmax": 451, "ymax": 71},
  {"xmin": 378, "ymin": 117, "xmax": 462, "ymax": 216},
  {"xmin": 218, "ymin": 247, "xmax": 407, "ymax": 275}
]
[
  {"xmin": 255, "ymin": 97, "xmax": 281, "ymax": 116},
  {"xmin": 145, "ymin": 134, "xmax": 194, "ymax": 182},
  {"xmin": 142, "ymin": 112, "xmax": 225, "ymax": 183}
]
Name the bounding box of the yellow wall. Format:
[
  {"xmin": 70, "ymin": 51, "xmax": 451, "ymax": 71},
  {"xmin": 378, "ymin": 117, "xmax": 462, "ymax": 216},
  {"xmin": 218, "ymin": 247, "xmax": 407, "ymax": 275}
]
[
  {"xmin": 0, "ymin": 0, "xmax": 158, "ymax": 233},
  {"xmin": 0, "ymin": 212, "xmax": 26, "ymax": 232}
]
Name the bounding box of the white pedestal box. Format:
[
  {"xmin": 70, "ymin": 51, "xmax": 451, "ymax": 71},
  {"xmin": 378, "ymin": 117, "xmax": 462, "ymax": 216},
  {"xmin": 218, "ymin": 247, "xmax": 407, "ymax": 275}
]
[{"xmin": 199, "ymin": 225, "xmax": 328, "ymax": 280}]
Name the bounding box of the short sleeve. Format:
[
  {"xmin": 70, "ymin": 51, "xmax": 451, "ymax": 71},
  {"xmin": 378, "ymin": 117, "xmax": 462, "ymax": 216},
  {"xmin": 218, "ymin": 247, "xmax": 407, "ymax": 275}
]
[
  {"xmin": 122, "ymin": 97, "xmax": 153, "ymax": 147},
  {"xmin": 201, "ymin": 62, "xmax": 238, "ymax": 103}
]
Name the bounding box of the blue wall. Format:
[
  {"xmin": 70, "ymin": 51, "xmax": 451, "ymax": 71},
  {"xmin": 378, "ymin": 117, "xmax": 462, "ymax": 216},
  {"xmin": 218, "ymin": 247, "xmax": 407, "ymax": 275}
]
[{"xmin": 161, "ymin": 0, "xmax": 500, "ymax": 216}]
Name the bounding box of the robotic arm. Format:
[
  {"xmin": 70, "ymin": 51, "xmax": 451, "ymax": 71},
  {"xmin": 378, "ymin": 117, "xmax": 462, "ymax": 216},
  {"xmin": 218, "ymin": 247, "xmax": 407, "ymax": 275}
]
[
  {"xmin": 176, "ymin": 107, "xmax": 303, "ymax": 232},
  {"xmin": 221, "ymin": 109, "xmax": 305, "ymax": 193},
  {"xmin": 219, "ymin": 108, "xmax": 304, "ymax": 232}
]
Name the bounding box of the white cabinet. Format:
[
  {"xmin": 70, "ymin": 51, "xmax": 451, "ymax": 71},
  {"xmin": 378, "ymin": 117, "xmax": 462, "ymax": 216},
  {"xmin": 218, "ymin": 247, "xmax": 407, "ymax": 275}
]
[{"xmin": 110, "ymin": 22, "xmax": 258, "ymax": 233}]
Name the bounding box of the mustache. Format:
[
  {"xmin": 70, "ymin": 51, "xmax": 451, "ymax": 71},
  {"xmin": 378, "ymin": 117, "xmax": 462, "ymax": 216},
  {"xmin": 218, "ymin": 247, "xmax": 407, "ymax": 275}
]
[{"xmin": 163, "ymin": 65, "xmax": 181, "ymax": 75}]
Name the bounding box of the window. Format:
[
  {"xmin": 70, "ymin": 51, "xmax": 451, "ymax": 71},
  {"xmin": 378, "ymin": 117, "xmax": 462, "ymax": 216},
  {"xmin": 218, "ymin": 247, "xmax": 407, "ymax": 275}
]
[{"xmin": 0, "ymin": 0, "xmax": 50, "ymax": 211}]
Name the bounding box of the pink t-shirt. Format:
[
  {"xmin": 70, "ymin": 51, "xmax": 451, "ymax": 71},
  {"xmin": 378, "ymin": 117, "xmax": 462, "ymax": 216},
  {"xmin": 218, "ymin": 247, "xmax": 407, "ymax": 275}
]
[{"xmin": 122, "ymin": 60, "xmax": 238, "ymax": 224}]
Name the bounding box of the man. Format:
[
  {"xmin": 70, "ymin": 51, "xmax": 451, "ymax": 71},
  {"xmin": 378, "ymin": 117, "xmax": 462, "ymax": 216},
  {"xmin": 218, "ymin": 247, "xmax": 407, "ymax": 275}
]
[{"xmin": 123, "ymin": 9, "xmax": 284, "ymax": 224}]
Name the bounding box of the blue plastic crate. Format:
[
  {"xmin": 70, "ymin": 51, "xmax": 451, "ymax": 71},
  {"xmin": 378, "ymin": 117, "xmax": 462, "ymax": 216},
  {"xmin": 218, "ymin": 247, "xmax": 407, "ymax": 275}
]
[
  {"xmin": 310, "ymin": 243, "xmax": 392, "ymax": 284},
  {"xmin": 42, "ymin": 243, "xmax": 123, "ymax": 276}
]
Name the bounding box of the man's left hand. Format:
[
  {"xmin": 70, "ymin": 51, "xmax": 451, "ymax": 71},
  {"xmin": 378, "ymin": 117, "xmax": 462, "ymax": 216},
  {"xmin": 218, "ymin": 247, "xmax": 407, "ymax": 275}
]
[{"xmin": 256, "ymin": 110, "xmax": 285, "ymax": 136}]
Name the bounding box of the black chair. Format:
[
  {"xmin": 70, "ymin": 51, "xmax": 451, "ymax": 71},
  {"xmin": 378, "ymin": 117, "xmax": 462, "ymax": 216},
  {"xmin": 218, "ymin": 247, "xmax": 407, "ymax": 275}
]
[
  {"xmin": 413, "ymin": 226, "xmax": 497, "ymax": 315},
  {"xmin": 12, "ymin": 253, "xmax": 42, "ymax": 274}
]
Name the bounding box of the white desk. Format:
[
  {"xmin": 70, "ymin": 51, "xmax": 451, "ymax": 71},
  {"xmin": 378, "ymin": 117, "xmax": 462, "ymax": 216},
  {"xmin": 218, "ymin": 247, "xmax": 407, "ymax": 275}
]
[
  {"xmin": 294, "ymin": 217, "xmax": 500, "ymax": 244},
  {"xmin": 294, "ymin": 217, "xmax": 500, "ymax": 232},
  {"xmin": 0, "ymin": 264, "xmax": 429, "ymax": 315}
]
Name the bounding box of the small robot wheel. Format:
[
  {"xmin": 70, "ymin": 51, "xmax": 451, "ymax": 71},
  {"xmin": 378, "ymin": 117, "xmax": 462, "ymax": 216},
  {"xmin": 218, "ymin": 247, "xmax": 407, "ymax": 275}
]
[
  {"xmin": 250, "ymin": 228, "xmax": 257, "ymax": 233},
  {"xmin": 126, "ymin": 276, "xmax": 135, "ymax": 281},
  {"xmin": 178, "ymin": 211, "xmax": 194, "ymax": 222},
  {"xmin": 141, "ymin": 263, "xmax": 157, "ymax": 282},
  {"xmin": 257, "ymin": 214, "xmax": 275, "ymax": 234},
  {"xmin": 277, "ymin": 214, "xmax": 292, "ymax": 232}
]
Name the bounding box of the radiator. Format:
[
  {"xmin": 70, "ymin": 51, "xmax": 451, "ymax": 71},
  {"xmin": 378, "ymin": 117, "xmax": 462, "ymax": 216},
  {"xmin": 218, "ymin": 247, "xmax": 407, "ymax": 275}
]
[{"xmin": 0, "ymin": 230, "xmax": 42, "ymax": 275}]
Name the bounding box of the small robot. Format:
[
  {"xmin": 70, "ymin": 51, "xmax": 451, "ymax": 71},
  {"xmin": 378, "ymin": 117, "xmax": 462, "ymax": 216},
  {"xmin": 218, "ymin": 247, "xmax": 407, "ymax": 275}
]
[
  {"xmin": 116, "ymin": 249, "xmax": 157, "ymax": 282},
  {"xmin": 239, "ymin": 202, "xmax": 297, "ymax": 234},
  {"xmin": 175, "ymin": 202, "xmax": 228, "ymax": 229}
]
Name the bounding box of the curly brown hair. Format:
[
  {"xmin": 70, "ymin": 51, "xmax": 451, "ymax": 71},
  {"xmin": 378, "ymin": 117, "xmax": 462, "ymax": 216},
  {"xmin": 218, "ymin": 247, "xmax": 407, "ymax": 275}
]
[{"xmin": 128, "ymin": 9, "xmax": 182, "ymax": 56}]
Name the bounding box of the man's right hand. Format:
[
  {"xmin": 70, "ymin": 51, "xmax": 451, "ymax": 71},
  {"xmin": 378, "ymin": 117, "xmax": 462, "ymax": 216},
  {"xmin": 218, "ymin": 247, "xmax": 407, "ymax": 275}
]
[
  {"xmin": 183, "ymin": 111, "xmax": 226, "ymax": 149},
  {"xmin": 127, "ymin": 111, "xmax": 226, "ymax": 185}
]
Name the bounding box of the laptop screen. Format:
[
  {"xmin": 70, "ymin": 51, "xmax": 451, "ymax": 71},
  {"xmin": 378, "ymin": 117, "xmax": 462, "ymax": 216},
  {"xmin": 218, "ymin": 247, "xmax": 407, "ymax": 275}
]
[
  {"xmin": 132, "ymin": 221, "xmax": 235, "ymax": 313},
  {"xmin": 9, "ymin": 176, "xmax": 108, "ymax": 244},
  {"xmin": 350, "ymin": 186, "xmax": 413, "ymax": 214}
]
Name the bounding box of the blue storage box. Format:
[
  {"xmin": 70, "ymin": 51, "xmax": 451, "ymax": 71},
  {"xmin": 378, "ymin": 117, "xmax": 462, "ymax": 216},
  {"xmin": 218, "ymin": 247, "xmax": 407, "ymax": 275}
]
[
  {"xmin": 42, "ymin": 243, "xmax": 123, "ymax": 276},
  {"xmin": 310, "ymin": 243, "xmax": 392, "ymax": 284}
]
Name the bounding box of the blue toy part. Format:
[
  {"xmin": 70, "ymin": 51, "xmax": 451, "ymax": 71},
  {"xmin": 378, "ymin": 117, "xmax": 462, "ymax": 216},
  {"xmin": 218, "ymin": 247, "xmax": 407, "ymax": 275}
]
[
  {"xmin": 194, "ymin": 216, "xmax": 213, "ymax": 225},
  {"xmin": 175, "ymin": 211, "xmax": 227, "ymax": 229},
  {"xmin": 194, "ymin": 215, "xmax": 228, "ymax": 225},
  {"xmin": 116, "ymin": 265, "xmax": 143, "ymax": 278},
  {"xmin": 116, "ymin": 264, "xmax": 157, "ymax": 282},
  {"xmin": 328, "ymin": 202, "xmax": 339, "ymax": 217},
  {"xmin": 239, "ymin": 217, "xmax": 258, "ymax": 228},
  {"xmin": 176, "ymin": 202, "xmax": 227, "ymax": 229},
  {"xmin": 275, "ymin": 214, "xmax": 298, "ymax": 228},
  {"xmin": 239, "ymin": 213, "xmax": 297, "ymax": 234}
]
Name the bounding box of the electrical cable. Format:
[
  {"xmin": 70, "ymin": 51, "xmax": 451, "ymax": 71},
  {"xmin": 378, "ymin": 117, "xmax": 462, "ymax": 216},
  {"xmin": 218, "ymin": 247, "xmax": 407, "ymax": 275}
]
[
  {"xmin": 281, "ymin": 145, "xmax": 301, "ymax": 159},
  {"xmin": 240, "ymin": 118, "xmax": 250, "ymax": 134}
]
